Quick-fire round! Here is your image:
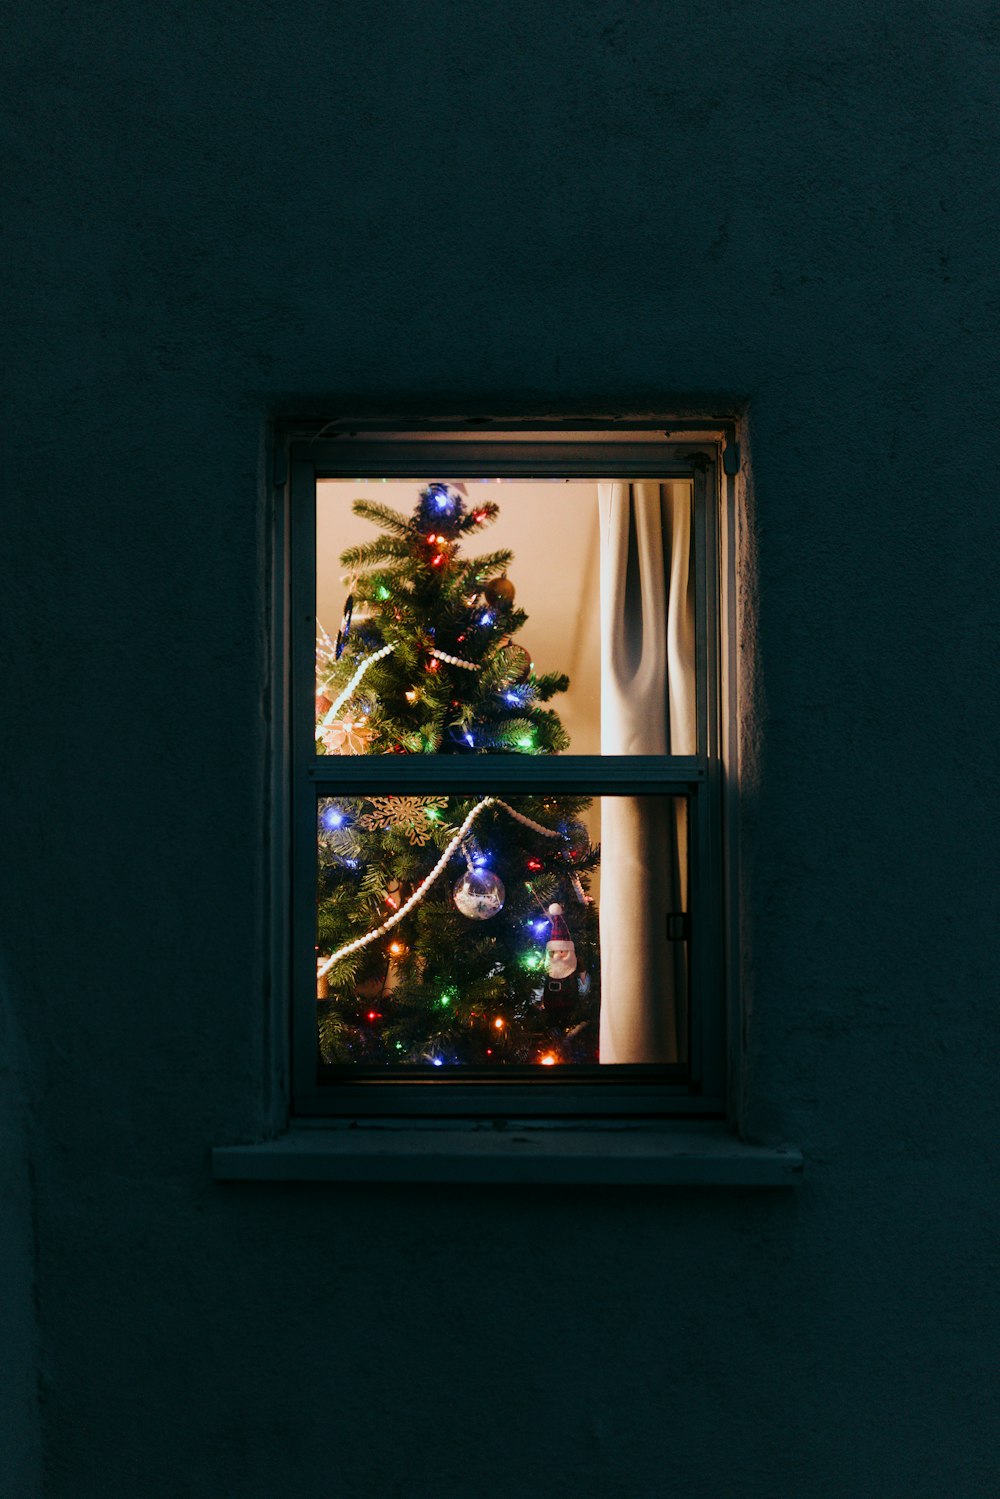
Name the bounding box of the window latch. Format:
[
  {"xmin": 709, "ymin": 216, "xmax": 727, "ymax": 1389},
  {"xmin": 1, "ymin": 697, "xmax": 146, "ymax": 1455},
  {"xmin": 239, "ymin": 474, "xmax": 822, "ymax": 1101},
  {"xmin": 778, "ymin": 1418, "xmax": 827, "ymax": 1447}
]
[{"xmin": 666, "ymin": 912, "xmax": 690, "ymax": 941}]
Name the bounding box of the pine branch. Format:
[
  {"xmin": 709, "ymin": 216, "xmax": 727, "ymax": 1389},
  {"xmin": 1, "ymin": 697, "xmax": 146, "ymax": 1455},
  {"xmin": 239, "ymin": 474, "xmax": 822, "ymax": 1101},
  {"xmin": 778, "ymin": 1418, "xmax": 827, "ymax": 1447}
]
[
  {"xmin": 323, "ymin": 951, "xmax": 363, "ymax": 987},
  {"xmin": 339, "ymin": 536, "xmax": 412, "ymax": 569},
  {"xmin": 491, "ymin": 716, "xmax": 535, "ymax": 747},
  {"xmin": 482, "ymin": 645, "xmax": 533, "ymax": 689},
  {"xmin": 461, "ymin": 501, "xmax": 499, "ymax": 529},
  {"xmin": 530, "ymin": 709, "xmax": 571, "ymax": 752},
  {"xmin": 466, "ymin": 550, "xmax": 514, "ymax": 582},
  {"xmin": 532, "ymin": 671, "xmax": 570, "ymax": 701},
  {"xmin": 350, "ymin": 499, "xmax": 413, "ymax": 537}
]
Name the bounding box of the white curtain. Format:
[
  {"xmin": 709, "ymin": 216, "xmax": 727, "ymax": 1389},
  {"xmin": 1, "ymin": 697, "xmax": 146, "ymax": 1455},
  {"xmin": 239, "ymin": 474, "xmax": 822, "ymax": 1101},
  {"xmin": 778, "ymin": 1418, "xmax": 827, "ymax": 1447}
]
[{"xmin": 598, "ymin": 482, "xmax": 695, "ymax": 1063}]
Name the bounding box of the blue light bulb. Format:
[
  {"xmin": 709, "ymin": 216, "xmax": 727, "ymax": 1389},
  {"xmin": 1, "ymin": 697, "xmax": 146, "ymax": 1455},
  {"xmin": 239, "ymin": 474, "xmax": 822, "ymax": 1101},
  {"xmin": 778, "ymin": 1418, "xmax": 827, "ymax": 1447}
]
[
  {"xmin": 479, "ymin": 611, "xmax": 494, "ymax": 626},
  {"xmin": 323, "ymin": 807, "xmax": 346, "ymax": 829}
]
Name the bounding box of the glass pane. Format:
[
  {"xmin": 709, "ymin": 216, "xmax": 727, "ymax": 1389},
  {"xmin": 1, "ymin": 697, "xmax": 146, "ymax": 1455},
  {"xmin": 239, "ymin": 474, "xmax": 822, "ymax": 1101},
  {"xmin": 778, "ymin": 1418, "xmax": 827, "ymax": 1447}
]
[
  {"xmin": 316, "ymin": 479, "xmax": 696, "ymax": 756},
  {"xmin": 316, "ymin": 793, "xmax": 688, "ymax": 1069}
]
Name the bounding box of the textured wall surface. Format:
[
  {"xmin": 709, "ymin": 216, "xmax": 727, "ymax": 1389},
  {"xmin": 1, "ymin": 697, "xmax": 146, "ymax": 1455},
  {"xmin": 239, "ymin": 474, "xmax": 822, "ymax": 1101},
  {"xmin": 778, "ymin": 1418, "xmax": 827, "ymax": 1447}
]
[
  {"xmin": 3, "ymin": 2, "xmax": 999, "ymax": 1495},
  {"xmin": 0, "ymin": 978, "xmax": 41, "ymax": 1496}
]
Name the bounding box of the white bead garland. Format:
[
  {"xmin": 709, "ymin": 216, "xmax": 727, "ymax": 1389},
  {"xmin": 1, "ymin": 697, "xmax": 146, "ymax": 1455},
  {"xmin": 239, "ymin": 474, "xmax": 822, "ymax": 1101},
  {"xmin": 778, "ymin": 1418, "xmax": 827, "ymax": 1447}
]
[
  {"xmin": 429, "ymin": 648, "xmax": 479, "ymax": 670},
  {"xmin": 318, "ymin": 797, "xmax": 494, "ymax": 974},
  {"xmin": 321, "ymin": 643, "xmax": 396, "ymax": 725},
  {"xmin": 317, "ymin": 796, "xmax": 563, "ymax": 977},
  {"xmin": 492, "ymin": 797, "xmax": 562, "ymax": 840},
  {"xmin": 319, "ymin": 640, "xmax": 484, "ymax": 729}
]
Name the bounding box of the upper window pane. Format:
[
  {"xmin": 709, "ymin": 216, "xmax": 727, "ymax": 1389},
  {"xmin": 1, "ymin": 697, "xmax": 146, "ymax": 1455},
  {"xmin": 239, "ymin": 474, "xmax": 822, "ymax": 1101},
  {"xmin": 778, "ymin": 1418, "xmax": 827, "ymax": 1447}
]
[{"xmin": 315, "ymin": 478, "xmax": 697, "ymax": 756}]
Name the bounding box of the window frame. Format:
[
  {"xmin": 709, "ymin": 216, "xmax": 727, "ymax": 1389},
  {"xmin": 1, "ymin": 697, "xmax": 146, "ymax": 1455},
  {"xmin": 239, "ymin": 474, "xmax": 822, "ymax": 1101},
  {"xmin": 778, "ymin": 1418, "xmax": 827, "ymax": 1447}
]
[{"xmin": 272, "ymin": 421, "xmax": 740, "ymax": 1123}]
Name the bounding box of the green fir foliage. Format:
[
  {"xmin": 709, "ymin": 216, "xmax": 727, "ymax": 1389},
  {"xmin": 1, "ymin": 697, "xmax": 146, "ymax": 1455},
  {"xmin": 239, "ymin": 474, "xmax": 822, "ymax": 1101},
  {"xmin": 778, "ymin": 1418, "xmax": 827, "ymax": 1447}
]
[{"xmin": 315, "ymin": 483, "xmax": 600, "ymax": 1067}]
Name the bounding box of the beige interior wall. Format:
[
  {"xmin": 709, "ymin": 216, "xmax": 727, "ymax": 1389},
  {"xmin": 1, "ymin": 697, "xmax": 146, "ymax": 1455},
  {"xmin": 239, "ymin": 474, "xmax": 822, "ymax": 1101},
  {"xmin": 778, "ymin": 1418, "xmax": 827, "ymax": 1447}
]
[{"xmin": 317, "ymin": 479, "xmax": 602, "ymax": 753}]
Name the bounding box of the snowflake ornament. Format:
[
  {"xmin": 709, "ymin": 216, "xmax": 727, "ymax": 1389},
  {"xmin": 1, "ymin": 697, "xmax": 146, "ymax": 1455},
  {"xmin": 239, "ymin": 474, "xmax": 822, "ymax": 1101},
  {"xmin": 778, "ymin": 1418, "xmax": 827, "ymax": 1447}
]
[
  {"xmin": 357, "ymin": 796, "xmax": 449, "ymax": 845},
  {"xmin": 319, "ymin": 716, "xmax": 374, "ymax": 755}
]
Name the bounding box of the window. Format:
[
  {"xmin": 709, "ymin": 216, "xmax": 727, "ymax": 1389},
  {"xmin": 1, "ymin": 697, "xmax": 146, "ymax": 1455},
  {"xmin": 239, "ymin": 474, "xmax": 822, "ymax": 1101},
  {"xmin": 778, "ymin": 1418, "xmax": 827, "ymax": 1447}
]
[{"xmin": 283, "ymin": 424, "xmax": 738, "ymax": 1120}]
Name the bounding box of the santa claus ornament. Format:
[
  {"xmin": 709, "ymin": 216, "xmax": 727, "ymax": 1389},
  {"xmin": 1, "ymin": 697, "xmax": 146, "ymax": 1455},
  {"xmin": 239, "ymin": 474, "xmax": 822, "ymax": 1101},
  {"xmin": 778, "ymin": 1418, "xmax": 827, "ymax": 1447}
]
[
  {"xmin": 544, "ymin": 904, "xmax": 577, "ymax": 979},
  {"xmin": 541, "ymin": 903, "xmax": 579, "ymax": 1017}
]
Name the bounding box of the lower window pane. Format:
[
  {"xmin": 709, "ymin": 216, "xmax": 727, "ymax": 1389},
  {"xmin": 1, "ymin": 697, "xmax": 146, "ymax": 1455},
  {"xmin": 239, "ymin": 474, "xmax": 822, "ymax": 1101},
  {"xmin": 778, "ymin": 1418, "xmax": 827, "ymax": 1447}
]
[{"xmin": 316, "ymin": 793, "xmax": 688, "ymax": 1070}]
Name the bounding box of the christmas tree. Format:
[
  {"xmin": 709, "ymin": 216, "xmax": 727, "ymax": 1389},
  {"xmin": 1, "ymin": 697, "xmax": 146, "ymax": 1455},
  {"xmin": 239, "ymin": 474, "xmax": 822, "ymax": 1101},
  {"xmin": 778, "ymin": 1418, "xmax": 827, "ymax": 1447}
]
[{"xmin": 315, "ymin": 482, "xmax": 601, "ymax": 1067}]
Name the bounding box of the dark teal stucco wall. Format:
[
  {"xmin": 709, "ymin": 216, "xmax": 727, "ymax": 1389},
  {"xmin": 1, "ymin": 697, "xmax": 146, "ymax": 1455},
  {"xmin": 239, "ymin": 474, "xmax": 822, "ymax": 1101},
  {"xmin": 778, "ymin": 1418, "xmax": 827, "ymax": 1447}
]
[{"xmin": 3, "ymin": 3, "xmax": 999, "ymax": 1494}]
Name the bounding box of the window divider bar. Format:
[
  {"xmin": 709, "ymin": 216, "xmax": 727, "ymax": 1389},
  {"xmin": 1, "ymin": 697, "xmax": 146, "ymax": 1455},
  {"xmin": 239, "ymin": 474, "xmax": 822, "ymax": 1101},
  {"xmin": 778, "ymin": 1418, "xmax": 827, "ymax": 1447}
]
[{"xmin": 306, "ymin": 755, "xmax": 706, "ymax": 796}]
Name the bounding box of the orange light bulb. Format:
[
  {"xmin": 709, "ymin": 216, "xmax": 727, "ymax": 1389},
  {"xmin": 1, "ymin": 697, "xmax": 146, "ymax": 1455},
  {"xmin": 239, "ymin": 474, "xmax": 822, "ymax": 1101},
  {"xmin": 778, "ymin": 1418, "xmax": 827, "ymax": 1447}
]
[
  {"xmin": 493, "ymin": 1017, "xmax": 505, "ymax": 1030},
  {"xmin": 540, "ymin": 1053, "xmax": 557, "ymax": 1066}
]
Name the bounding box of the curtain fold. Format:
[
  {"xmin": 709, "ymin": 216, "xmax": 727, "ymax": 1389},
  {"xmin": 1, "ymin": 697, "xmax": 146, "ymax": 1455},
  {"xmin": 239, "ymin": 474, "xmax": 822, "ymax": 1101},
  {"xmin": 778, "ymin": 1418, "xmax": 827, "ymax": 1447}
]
[{"xmin": 598, "ymin": 482, "xmax": 695, "ymax": 1063}]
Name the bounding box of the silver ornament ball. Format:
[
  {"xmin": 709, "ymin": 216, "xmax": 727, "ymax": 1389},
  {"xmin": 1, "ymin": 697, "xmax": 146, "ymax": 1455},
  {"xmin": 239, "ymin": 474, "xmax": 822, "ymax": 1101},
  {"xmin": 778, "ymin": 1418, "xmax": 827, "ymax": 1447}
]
[{"xmin": 453, "ymin": 868, "xmax": 506, "ymax": 920}]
